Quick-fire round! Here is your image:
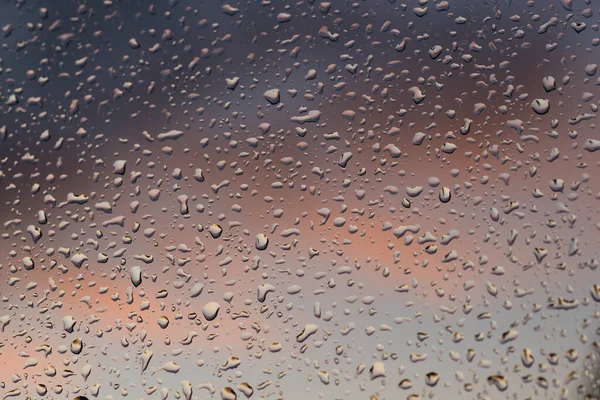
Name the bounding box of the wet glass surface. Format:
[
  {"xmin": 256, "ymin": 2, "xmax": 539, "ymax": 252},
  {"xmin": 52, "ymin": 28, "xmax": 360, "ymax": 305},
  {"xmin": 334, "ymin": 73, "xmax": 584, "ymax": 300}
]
[{"xmin": 0, "ymin": 0, "xmax": 599, "ymax": 399}]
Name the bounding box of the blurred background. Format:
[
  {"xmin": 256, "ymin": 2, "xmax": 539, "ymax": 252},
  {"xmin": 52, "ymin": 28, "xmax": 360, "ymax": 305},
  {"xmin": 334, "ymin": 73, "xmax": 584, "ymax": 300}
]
[{"xmin": 0, "ymin": 0, "xmax": 599, "ymax": 399}]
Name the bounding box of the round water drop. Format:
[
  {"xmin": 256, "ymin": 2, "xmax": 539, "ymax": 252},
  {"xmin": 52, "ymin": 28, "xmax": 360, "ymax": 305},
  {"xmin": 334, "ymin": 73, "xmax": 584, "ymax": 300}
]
[
  {"xmin": 202, "ymin": 302, "xmax": 220, "ymax": 321},
  {"xmin": 531, "ymin": 99, "xmax": 550, "ymax": 115}
]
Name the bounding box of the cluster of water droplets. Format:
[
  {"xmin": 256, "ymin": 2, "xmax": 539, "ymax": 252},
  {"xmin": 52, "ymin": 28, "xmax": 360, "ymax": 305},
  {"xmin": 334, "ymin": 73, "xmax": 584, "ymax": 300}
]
[{"xmin": 0, "ymin": 0, "xmax": 599, "ymax": 399}]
